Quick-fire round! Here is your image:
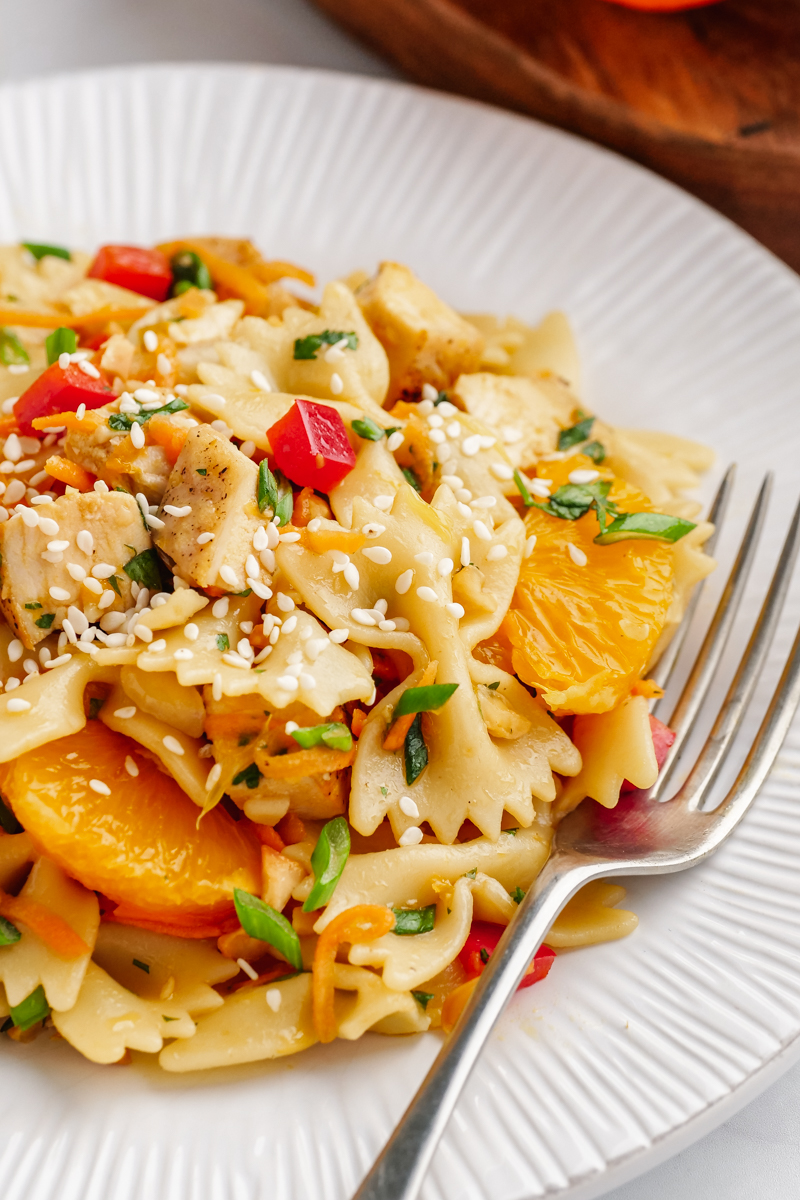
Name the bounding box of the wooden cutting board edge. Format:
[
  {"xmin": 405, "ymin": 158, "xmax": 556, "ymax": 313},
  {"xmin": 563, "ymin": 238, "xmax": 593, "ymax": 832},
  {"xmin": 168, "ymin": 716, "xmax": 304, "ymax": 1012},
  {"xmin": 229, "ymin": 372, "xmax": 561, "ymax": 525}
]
[{"xmin": 313, "ymin": 0, "xmax": 800, "ymax": 273}]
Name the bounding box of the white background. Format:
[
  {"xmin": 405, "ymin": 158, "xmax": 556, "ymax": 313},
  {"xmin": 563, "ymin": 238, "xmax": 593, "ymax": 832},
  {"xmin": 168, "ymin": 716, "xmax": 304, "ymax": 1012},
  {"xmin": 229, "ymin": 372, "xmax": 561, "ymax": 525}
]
[{"xmin": 0, "ymin": 1, "xmax": 797, "ymax": 1196}]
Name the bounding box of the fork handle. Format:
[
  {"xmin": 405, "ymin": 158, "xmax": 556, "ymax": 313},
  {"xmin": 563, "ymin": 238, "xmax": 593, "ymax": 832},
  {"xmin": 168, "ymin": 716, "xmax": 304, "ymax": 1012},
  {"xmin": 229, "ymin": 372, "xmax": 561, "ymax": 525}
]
[{"xmin": 352, "ymin": 859, "xmax": 597, "ymax": 1200}]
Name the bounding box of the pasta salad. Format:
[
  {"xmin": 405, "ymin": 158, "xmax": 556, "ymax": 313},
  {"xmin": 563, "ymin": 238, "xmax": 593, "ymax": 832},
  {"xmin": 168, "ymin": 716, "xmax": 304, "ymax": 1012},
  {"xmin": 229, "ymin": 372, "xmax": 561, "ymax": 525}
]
[{"xmin": 0, "ymin": 238, "xmax": 715, "ymax": 1070}]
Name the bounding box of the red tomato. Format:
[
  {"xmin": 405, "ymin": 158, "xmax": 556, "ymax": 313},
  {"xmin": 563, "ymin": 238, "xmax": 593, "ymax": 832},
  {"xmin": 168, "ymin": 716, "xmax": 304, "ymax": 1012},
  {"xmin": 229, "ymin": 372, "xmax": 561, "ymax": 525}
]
[
  {"xmin": 87, "ymin": 244, "xmax": 172, "ymax": 302},
  {"xmin": 266, "ymin": 399, "xmax": 356, "ymax": 493},
  {"xmin": 458, "ymin": 920, "xmax": 555, "ymax": 990},
  {"xmin": 620, "ymin": 714, "xmax": 675, "ymax": 793},
  {"xmin": 600, "ymin": 0, "xmax": 722, "ymax": 8},
  {"xmin": 14, "ymin": 363, "xmax": 112, "ymax": 436}
]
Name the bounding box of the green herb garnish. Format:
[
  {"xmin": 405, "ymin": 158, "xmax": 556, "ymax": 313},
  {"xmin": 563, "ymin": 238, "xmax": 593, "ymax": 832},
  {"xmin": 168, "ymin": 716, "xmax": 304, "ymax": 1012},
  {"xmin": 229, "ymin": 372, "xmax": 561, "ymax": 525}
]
[
  {"xmin": 412, "ymin": 990, "xmax": 434, "ymax": 1010},
  {"xmin": 479, "ymin": 947, "xmax": 490, "ymax": 965},
  {"xmin": 513, "ymin": 469, "xmax": 535, "ymax": 507},
  {"xmin": 132, "ymin": 959, "xmax": 150, "ymax": 974},
  {"xmin": 162, "ymin": 1015, "xmax": 179, "ymax": 1022},
  {"xmin": 401, "ymin": 467, "xmax": 422, "ymax": 493},
  {"xmin": 34, "ymin": 612, "xmax": 55, "ymax": 630},
  {"xmin": 232, "ymin": 762, "xmax": 262, "ymax": 789},
  {"xmin": 123, "ymin": 548, "xmax": 162, "ymax": 590},
  {"xmin": 582, "ymin": 440, "xmax": 606, "ymax": 464},
  {"xmin": 392, "ymin": 905, "xmax": 436, "ymax": 935},
  {"xmin": 9, "ymin": 984, "xmax": 49, "ymax": 1031},
  {"xmin": 404, "ymin": 713, "xmax": 428, "ymax": 784},
  {"xmin": 395, "ymin": 683, "xmax": 458, "ymax": 719},
  {"xmin": 511, "ymin": 887, "xmax": 525, "ymax": 904},
  {"xmin": 216, "ymin": 633, "xmax": 230, "ymax": 652},
  {"xmin": 303, "ymin": 816, "xmax": 351, "ymax": 912},
  {"xmin": 108, "ymin": 575, "xmax": 121, "ymax": 596},
  {"xmin": 0, "ymin": 916, "xmax": 21, "ymax": 946},
  {"xmin": 351, "ymin": 417, "xmax": 385, "ymax": 441},
  {"xmin": 533, "ymin": 479, "xmax": 619, "ymax": 532},
  {"xmin": 594, "ymin": 511, "xmax": 696, "ymax": 545},
  {"xmin": 557, "ymin": 415, "xmax": 594, "ymax": 451},
  {"xmin": 22, "ymin": 241, "xmax": 70, "ymax": 262},
  {"xmin": 196, "ymin": 467, "xmax": 207, "ymax": 476},
  {"xmin": 291, "ymin": 723, "xmax": 352, "ymax": 752},
  {"xmin": 0, "ymin": 327, "xmax": 29, "ymax": 367},
  {"xmin": 24, "ymin": 602, "xmax": 42, "ymax": 610},
  {"xmin": 487, "ymin": 681, "xmax": 500, "ymax": 691},
  {"xmin": 45, "ymin": 326, "xmax": 77, "ymax": 365},
  {"xmin": 256, "ymin": 460, "xmax": 292, "ymax": 525},
  {"xmin": 170, "ymin": 249, "xmax": 212, "ymax": 296},
  {"xmin": 293, "ymin": 330, "xmax": 358, "ymax": 360},
  {"xmin": 107, "ymin": 396, "xmax": 188, "ymax": 432},
  {"xmin": 233, "ymin": 889, "xmax": 303, "ymax": 970}
]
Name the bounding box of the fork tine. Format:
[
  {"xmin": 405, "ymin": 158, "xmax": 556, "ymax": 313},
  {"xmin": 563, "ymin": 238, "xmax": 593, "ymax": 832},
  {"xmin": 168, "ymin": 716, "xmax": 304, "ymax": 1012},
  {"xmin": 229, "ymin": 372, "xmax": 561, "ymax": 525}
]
[
  {"xmin": 650, "ymin": 463, "xmax": 736, "ymax": 713},
  {"xmin": 677, "ymin": 492, "xmax": 800, "ymax": 811},
  {"xmin": 650, "ymin": 472, "xmax": 773, "ymax": 801}
]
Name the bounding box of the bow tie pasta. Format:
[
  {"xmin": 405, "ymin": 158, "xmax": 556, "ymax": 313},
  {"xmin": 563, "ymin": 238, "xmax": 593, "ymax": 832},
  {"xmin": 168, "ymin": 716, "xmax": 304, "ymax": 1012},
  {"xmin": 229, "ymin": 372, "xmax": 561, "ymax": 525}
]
[{"xmin": 0, "ymin": 239, "xmax": 713, "ymax": 1070}]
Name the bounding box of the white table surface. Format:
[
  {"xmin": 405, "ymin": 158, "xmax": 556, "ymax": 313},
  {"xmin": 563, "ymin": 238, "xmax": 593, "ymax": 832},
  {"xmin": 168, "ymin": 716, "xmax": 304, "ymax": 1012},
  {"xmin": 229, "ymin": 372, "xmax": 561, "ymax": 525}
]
[{"xmin": 1, "ymin": 0, "xmax": 798, "ymax": 1196}]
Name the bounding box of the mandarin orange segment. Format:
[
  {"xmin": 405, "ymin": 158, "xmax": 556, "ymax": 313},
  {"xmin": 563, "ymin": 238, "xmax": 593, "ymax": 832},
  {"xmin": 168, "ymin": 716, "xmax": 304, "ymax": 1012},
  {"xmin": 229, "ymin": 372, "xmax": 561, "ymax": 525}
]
[
  {"xmin": 0, "ymin": 721, "xmax": 260, "ymax": 921},
  {"xmin": 504, "ymin": 456, "xmax": 673, "ymax": 715}
]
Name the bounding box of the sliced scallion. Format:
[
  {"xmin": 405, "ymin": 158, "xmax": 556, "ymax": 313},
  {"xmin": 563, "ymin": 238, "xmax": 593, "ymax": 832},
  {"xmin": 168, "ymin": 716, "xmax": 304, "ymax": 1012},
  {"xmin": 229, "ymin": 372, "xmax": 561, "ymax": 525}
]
[
  {"xmin": 45, "ymin": 326, "xmax": 77, "ymax": 365},
  {"xmin": 404, "ymin": 713, "xmax": 428, "ymax": 784},
  {"xmin": 0, "ymin": 327, "xmax": 30, "ymax": 367},
  {"xmin": 22, "ymin": 241, "xmax": 70, "ymax": 262},
  {"xmin": 302, "ymin": 816, "xmax": 351, "ymax": 912},
  {"xmin": 9, "ymin": 984, "xmax": 50, "ymax": 1030},
  {"xmin": 233, "ymin": 889, "xmax": 303, "ymax": 970},
  {"xmin": 291, "ymin": 723, "xmax": 352, "ymax": 752},
  {"xmin": 395, "ymin": 683, "xmax": 458, "ymax": 718}
]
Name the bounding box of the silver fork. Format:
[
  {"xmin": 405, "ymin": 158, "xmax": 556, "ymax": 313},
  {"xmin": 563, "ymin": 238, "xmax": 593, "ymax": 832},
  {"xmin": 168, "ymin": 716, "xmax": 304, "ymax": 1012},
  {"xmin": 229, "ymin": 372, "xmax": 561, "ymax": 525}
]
[{"xmin": 353, "ymin": 471, "xmax": 800, "ymax": 1200}]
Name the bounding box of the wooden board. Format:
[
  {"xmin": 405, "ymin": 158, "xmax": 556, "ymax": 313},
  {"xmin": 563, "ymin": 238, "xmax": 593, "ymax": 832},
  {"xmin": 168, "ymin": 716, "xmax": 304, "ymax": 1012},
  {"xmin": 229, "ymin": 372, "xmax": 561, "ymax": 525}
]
[{"xmin": 312, "ymin": 0, "xmax": 800, "ymax": 272}]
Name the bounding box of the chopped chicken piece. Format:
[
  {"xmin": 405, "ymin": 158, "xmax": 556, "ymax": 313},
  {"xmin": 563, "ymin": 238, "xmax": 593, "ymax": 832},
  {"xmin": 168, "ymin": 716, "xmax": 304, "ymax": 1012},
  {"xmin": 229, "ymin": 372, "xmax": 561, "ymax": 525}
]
[
  {"xmin": 153, "ymin": 425, "xmax": 262, "ymax": 592},
  {"xmin": 0, "ymin": 491, "xmax": 151, "ymax": 648},
  {"xmin": 357, "ymin": 261, "xmax": 484, "ymax": 401}
]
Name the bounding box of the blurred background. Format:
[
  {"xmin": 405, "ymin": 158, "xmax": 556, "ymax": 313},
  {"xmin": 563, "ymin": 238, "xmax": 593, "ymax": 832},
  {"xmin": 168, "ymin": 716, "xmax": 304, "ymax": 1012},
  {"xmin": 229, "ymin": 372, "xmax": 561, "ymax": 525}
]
[{"xmin": 0, "ymin": 0, "xmax": 797, "ymax": 1196}]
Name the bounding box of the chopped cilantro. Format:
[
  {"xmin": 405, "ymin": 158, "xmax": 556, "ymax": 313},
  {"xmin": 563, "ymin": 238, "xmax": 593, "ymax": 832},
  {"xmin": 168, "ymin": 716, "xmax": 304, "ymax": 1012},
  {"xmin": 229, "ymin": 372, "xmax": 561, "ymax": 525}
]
[
  {"xmin": 411, "ymin": 990, "xmax": 434, "ymax": 1010},
  {"xmin": 401, "ymin": 467, "xmax": 422, "ymax": 493},
  {"xmin": 232, "ymin": 763, "xmax": 262, "ymax": 789},
  {"xmin": 293, "ymin": 330, "xmax": 358, "ymax": 360},
  {"xmin": 392, "ymin": 905, "xmax": 436, "ymax": 935},
  {"xmin": 108, "ymin": 574, "xmax": 121, "ymax": 596},
  {"xmin": 511, "ymin": 887, "xmax": 525, "ymax": 904},
  {"xmin": 196, "ymin": 467, "xmax": 207, "ymax": 476},
  {"xmin": 595, "ymin": 511, "xmax": 697, "ymax": 545},
  {"xmin": 123, "ymin": 548, "xmax": 162, "ymax": 590},
  {"xmin": 162, "ymin": 1015, "xmax": 179, "ymax": 1022},
  {"xmin": 107, "ymin": 396, "xmax": 188, "ymax": 432},
  {"xmin": 34, "ymin": 612, "xmax": 55, "ymax": 630},
  {"xmin": 257, "ymin": 460, "xmax": 292, "ymax": 525},
  {"xmin": 557, "ymin": 415, "xmax": 595, "ymax": 451},
  {"xmin": 216, "ymin": 633, "xmax": 230, "ymax": 652},
  {"xmin": 464, "ymin": 868, "xmax": 477, "ymax": 879},
  {"xmin": 170, "ymin": 249, "xmax": 212, "ymax": 295},
  {"xmin": 380, "ymin": 786, "xmax": 388, "ymax": 797},
  {"xmin": 487, "ymin": 681, "xmax": 500, "ymax": 690},
  {"xmin": 583, "ymin": 440, "xmax": 606, "ymax": 464}
]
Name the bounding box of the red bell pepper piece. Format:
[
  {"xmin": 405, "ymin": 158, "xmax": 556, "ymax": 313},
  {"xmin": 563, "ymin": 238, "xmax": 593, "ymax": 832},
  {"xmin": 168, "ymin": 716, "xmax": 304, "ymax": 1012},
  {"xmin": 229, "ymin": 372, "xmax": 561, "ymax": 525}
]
[
  {"xmin": 458, "ymin": 920, "xmax": 555, "ymax": 990},
  {"xmin": 620, "ymin": 715, "xmax": 676, "ymax": 793},
  {"xmin": 87, "ymin": 244, "xmax": 172, "ymax": 302},
  {"xmin": 266, "ymin": 399, "xmax": 356, "ymax": 493},
  {"xmin": 13, "ymin": 363, "xmax": 112, "ymax": 436}
]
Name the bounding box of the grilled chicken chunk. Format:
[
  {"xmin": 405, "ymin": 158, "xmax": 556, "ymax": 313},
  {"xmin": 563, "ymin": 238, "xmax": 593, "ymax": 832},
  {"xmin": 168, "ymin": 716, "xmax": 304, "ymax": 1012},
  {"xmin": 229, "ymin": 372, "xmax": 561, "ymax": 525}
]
[{"xmin": 0, "ymin": 491, "xmax": 151, "ymax": 648}]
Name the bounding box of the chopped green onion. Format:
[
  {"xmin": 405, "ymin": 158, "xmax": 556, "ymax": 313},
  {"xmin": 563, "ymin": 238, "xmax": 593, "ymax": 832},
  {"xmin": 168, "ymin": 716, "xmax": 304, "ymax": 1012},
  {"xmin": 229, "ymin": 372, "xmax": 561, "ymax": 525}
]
[
  {"xmin": 291, "ymin": 723, "xmax": 352, "ymax": 752},
  {"xmin": 24, "ymin": 602, "xmax": 42, "ymax": 610},
  {"xmin": 196, "ymin": 467, "xmax": 207, "ymax": 476},
  {"xmin": 0, "ymin": 796, "xmax": 22, "ymax": 835},
  {"xmin": 411, "ymin": 990, "xmax": 434, "ymax": 1009},
  {"xmin": 511, "ymin": 887, "xmax": 525, "ymax": 904},
  {"xmin": 0, "ymin": 327, "xmax": 30, "ymax": 367},
  {"xmin": 401, "ymin": 467, "xmax": 422, "ymax": 493},
  {"xmin": 257, "ymin": 460, "xmax": 278, "ymax": 513},
  {"xmin": 404, "ymin": 714, "xmax": 428, "ymax": 785},
  {"xmin": 123, "ymin": 548, "xmax": 162, "ymax": 590},
  {"xmin": 395, "ymin": 682, "xmax": 458, "ymax": 718},
  {"xmin": 45, "ymin": 326, "xmax": 77, "ymax": 365},
  {"xmin": 10, "ymin": 984, "xmax": 50, "ymax": 1031},
  {"xmin": 232, "ymin": 762, "xmax": 262, "ymax": 789},
  {"xmin": 22, "ymin": 242, "xmax": 70, "ymax": 262},
  {"xmin": 132, "ymin": 958, "xmax": 150, "ymax": 974},
  {"xmin": 513, "ymin": 469, "xmax": 534, "ymax": 507},
  {"xmin": 233, "ymin": 889, "xmax": 303, "ymax": 970},
  {"xmin": 392, "ymin": 905, "xmax": 436, "ymax": 935},
  {"xmin": 594, "ymin": 511, "xmax": 697, "ymax": 545},
  {"xmin": 0, "ymin": 916, "xmax": 21, "ymax": 946},
  {"xmin": 170, "ymin": 250, "xmax": 212, "ymax": 295},
  {"xmin": 303, "ymin": 816, "xmax": 351, "ymax": 912},
  {"xmin": 275, "ymin": 490, "xmax": 293, "ymax": 527},
  {"xmin": 34, "ymin": 612, "xmax": 55, "ymax": 630},
  {"xmin": 557, "ymin": 415, "xmax": 594, "ymax": 451},
  {"xmin": 293, "ymin": 330, "xmax": 358, "ymax": 360},
  {"xmin": 216, "ymin": 633, "xmax": 230, "ymax": 652},
  {"xmin": 351, "ymin": 417, "xmax": 385, "ymax": 441}
]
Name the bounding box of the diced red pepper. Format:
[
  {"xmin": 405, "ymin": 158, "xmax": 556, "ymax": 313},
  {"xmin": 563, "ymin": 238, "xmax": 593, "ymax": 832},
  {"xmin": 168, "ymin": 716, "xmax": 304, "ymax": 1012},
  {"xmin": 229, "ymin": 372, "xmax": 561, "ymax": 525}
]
[
  {"xmin": 266, "ymin": 399, "xmax": 356, "ymax": 493},
  {"xmin": 458, "ymin": 920, "xmax": 555, "ymax": 990},
  {"xmin": 13, "ymin": 363, "xmax": 113, "ymax": 436},
  {"xmin": 620, "ymin": 715, "xmax": 676, "ymax": 793},
  {"xmin": 87, "ymin": 244, "xmax": 172, "ymax": 302}
]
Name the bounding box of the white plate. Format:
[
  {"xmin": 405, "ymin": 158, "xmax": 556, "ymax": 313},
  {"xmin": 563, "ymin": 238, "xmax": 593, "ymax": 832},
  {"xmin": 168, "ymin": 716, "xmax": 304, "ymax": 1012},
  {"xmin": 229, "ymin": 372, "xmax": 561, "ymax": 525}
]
[{"xmin": 2, "ymin": 64, "xmax": 800, "ymax": 1200}]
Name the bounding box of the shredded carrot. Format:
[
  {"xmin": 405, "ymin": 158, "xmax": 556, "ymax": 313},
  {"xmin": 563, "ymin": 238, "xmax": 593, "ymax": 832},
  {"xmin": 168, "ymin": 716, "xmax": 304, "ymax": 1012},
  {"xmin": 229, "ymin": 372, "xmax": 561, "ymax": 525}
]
[
  {"xmin": 0, "ymin": 890, "xmax": 89, "ymax": 959},
  {"xmin": 0, "ymin": 305, "xmax": 148, "ymax": 330},
  {"xmin": 251, "ymin": 259, "xmax": 316, "ymax": 289},
  {"xmin": 383, "ymin": 660, "xmax": 439, "ymax": 751},
  {"xmin": 157, "ymin": 239, "xmax": 315, "ymax": 314},
  {"xmin": 350, "ymin": 708, "xmax": 368, "ymax": 740},
  {"xmin": 276, "ymin": 813, "xmax": 306, "ymax": 846},
  {"xmin": 148, "ymin": 415, "xmax": 189, "ymax": 465},
  {"xmin": 291, "ymin": 486, "xmax": 333, "ymax": 527},
  {"xmin": 299, "ymin": 526, "xmax": 367, "ymax": 555},
  {"xmin": 254, "ymin": 744, "xmax": 356, "ymax": 779},
  {"xmin": 204, "ymin": 712, "xmax": 266, "ymax": 741},
  {"xmin": 44, "ymin": 455, "xmax": 96, "ymax": 491},
  {"xmin": 312, "ymin": 905, "xmax": 396, "ymax": 1042},
  {"xmin": 103, "ymin": 907, "xmax": 238, "ymax": 939},
  {"xmin": 247, "ymin": 822, "xmax": 286, "ymax": 853},
  {"xmin": 32, "ymin": 410, "xmax": 98, "ymax": 433},
  {"xmin": 217, "ymin": 926, "xmax": 266, "ymax": 961},
  {"xmin": 0, "ymin": 415, "xmax": 19, "ymax": 437},
  {"xmin": 440, "ymin": 977, "xmax": 479, "ymax": 1035}
]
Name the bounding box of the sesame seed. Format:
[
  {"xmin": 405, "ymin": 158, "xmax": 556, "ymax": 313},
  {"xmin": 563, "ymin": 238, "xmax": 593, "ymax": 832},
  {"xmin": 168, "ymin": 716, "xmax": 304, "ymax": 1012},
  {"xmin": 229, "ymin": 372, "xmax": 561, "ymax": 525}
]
[
  {"xmin": 437, "ymin": 557, "xmax": 454, "ymax": 576},
  {"xmin": 6, "ymin": 698, "xmax": 31, "ymax": 712},
  {"xmin": 487, "ymin": 545, "xmax": 508, "ymax": 561},
  {"xmin": 276, "ymin": 592, "xmax": 295, "ymax": 612},
  {"xmin": 197, "ymin": 532, "xmax": 215, "ymax": 545},
  {"xmin": 472, "ymin": 520, "xmax": 492, "ymax": 542},
  {"xmin": 133, "ymin": 623, "xmax": 153, "ymax": 642},
  {"xmin": 3, "ymin": 433, "xmax": 21, "ymax": 462},
  {"xmin": 399, "ymin": 826, "xmax": 424, "ymax": 846},
  {"xmin": 57, "ymin": 351, "xmax": 71, "ymax": 369},
  {"xmin": 237, "ymin": 638, "xmax": 254, "ymax": 659},
  {"xmin": 4, "ymin": 678, "xmax": 20, "ymax": 692},
  {"xmin": 428, "ymin": 429, "xmax": 445, "ymax": 445},
  {"xmin": 134, "ymin": 388, "xmax": 159, "ymax": 403},
  {"xmin": 184, "ymin": 623, "xmax": 199, "ymax": 641},
  {"xmin": 479, "ymin": 435, "xmax": 496, "ymax": 449},
  {"xmin": 206, "ymin": 763, "xmax": 222, "ymax": 789},
  {"xmin": 83, "ymin": 578, "xmax": 103, "ymax": 595},
  {"xmin": 250, "ymin": 580, "xmax": 272, "ymax": 600},
  {"xmin": 266, "ymin": 988, "xmax": 282, "ymax": 1012},
  {"xmin": 299, "ymin": 672, "xmax": 316, "ymax": 690},
  {"xmin": 62, "ymin": 620, "xmax": 77, "ymax": 644},
  {"xmin": 145, "ymin": 512, "xmax": 164, "ymax": 530},
  {"xmin": 276, "ymin": 675, "xmax": 299, "ymax": 692},
  {"xmin": 266, "ymin": 522, "xmax": 280, "ymax": 549},
  {"xmin": 164, "ymin": 504, "xmax": 192, "ymax": 517},
  {"xmin": 76, "ymin": 530, "xmax": 93, "ymax": 554},
  {"xmin": 470, "ymin": 496, "xmax": 497, "ymax": 510},
  {"xmin": 361, "ymin": 546, "xmax": 392, "ymax": 565},
  {"xmin": 212, "ymin": 673, "xmax": 223, "ymax": 701},
  {"xmin": 427, "ymin": 413, "xmax": 444, "ymax": 429},
  {"xmin": 442, "ymin": 474, "xmax": 463, "ymax": 489},
  {"xmin": 91, "ymin": 562, "xmax": 116, "ymax": 579},
  {"xmin": 237, "ymin": 957, "xmax": 259, "ymax": 981},
  {"xmin": 568, "ymin": 543, "xmax": 588, "ymax": 567},
  {"xmin": 38, "ymin": 516, "xmax": 59, "ymax": 536},
  {"xmin": 399, "ymin": 795, "xmax": 420, "ymax": 818},
  {"xmin": 362, "ymin": 523, "xmax": 386, "ymax": 538},
  {"xmin": 18, "ymin": 506, "xmax": 39, "ymax": 529},
  {"xmin": 148, "ymin": 639, "xmax": 167, "ymax": 653},
  {"xmin": 490, "ymin": 462, "xmax": 514, "ymax": 481},
  {"xmin": 239, "ymin": 440, "xmax": 256, "ymax": 458},
  {"xmin": 47, "ymin": 539, "xmax": 69, "ymax": 552},
  {"xmin": 421, "ymin": 384, "xmax": 438, "ymax": 403},
  {"xmin": 395, "ymin": 569, "xmax": 413, "ymax": 595},
  {"xmin": 97, "ymin": 590, "xmax": 115, "ymax": 609},
  {"xmin": 13, "ymin": 458, "xmax": 36, "ymax": 473},
  {"xmin": 329, "ymin": 628, "xmax": 349, "ymax": 643},
  {"xmin": 260, "ymin": 548, "xmax": 276, "ymax": 573},
  {"xmin": 387, "ymin": 431, "xmax": 404, "ymax": 452},
  {"xmin": 460, "ymin": 537, "xmax": 471, "ymax": 567},
  {"xmin": 569, "ymin": 469, "xmax": 600, "ymax": 485},
  {"xmin": 343, "ymin": 563, "xmax": 360, "ymax": 590},
  {"xmin": 457, "ymin": 502, "xmax": 472, "ymax": 519},
  {"xmin": 279, "ymin": 531, "xmax": 301, "ymax": 543},
  {"xmin": 414, "ymin": 552, "xmax": 434, "ymax": 567},
  {"xmin": 446, "ymin": 602, "xmax": 465, "ymax": 619},
  {"xmin": 417, "ymin": 587, "xmax": 438, "ymax": 602},
  {"xmin": 374, "ymin": 598, "xmax": 388, "ymax": 615},
  {"xmin": 352, "ymin": 609, "xmax": 377, "ymax": 626},
  {"xmin": 373, "ymin": 495, "xmax": 394, "ymax": 511},
  {"xmin": 93, "ymin": 480, "xmax": 110, "ymax": 494},
  {"xmin": 219, "ymin": 565, "xmax": 239, "ymax": 588},
  {"xmin": 245, "ymin": 554, "xmax": 260, "ymax": 579},
  {"xmin": 125, "ymin": 756, "xmax": 139, "ymax": 777},
  {"xmin": 461, "ymin": 434, "xmax": 482, "ymax": 457},
  {"xmin": 212, "ymin": 597, "xmax": 229, "ymax": 618},
  {"xmin": 269, "ymin": 627, "xmax": 280, "ymax": 645},
  {"xmin": 250, "ymin": 369, "xmax": 272, "ymax": 393},
  {"xmin": 38, "ymin": 647, "xmax": 51, "ymax": 664},
  {"xmin": 114, "ymin": 706, "xmax": 137, "ymax": 719},
  {"xmin": 143, "ymin": 329, "xmax": 158, "ymax": 352},
  {"xmin": 282, "ymin": 615, "xmax": 298, "ymax": 634},
  {"xmin": 330, "ymin": 372, "xmax": 344, "ymax": 395},
  {"xmin": 48, "ymin": 586, "xmax": 70, "ymax": 602},
  {"xmin": 163, "ymin": 735, "xmax": 185, "ymax": 756},
  {"xmin": 330, "ymin": 550, "xmax": 349, "ymax": 567},
  {"xmin": 78, "ymin": 360, "xmax": 100, "ymax": 380},
  {"xmin": 66, "ymin": 562, "xmax": 87, "ymax": 581},
  {"xmin": 253, "ymin": 526, "xmax": 269, "ymax": 551},
  {"xmin": 377, "ymin": 619, "xmax": 395, "ymax": 631},
  {"xmin": 89, "ymin": 779, "xmax": 111, "ymax": 795},
  {"xmin": 67, "ymin": 606, "xmax": 88, "ymax": 635},
  {"xmin": 446, "ymin": 422, "xmax": 462, "ymax": 439},
  {"xmin": 44, "ymin": 654, "xmax": 72, "ymax": 669}
]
